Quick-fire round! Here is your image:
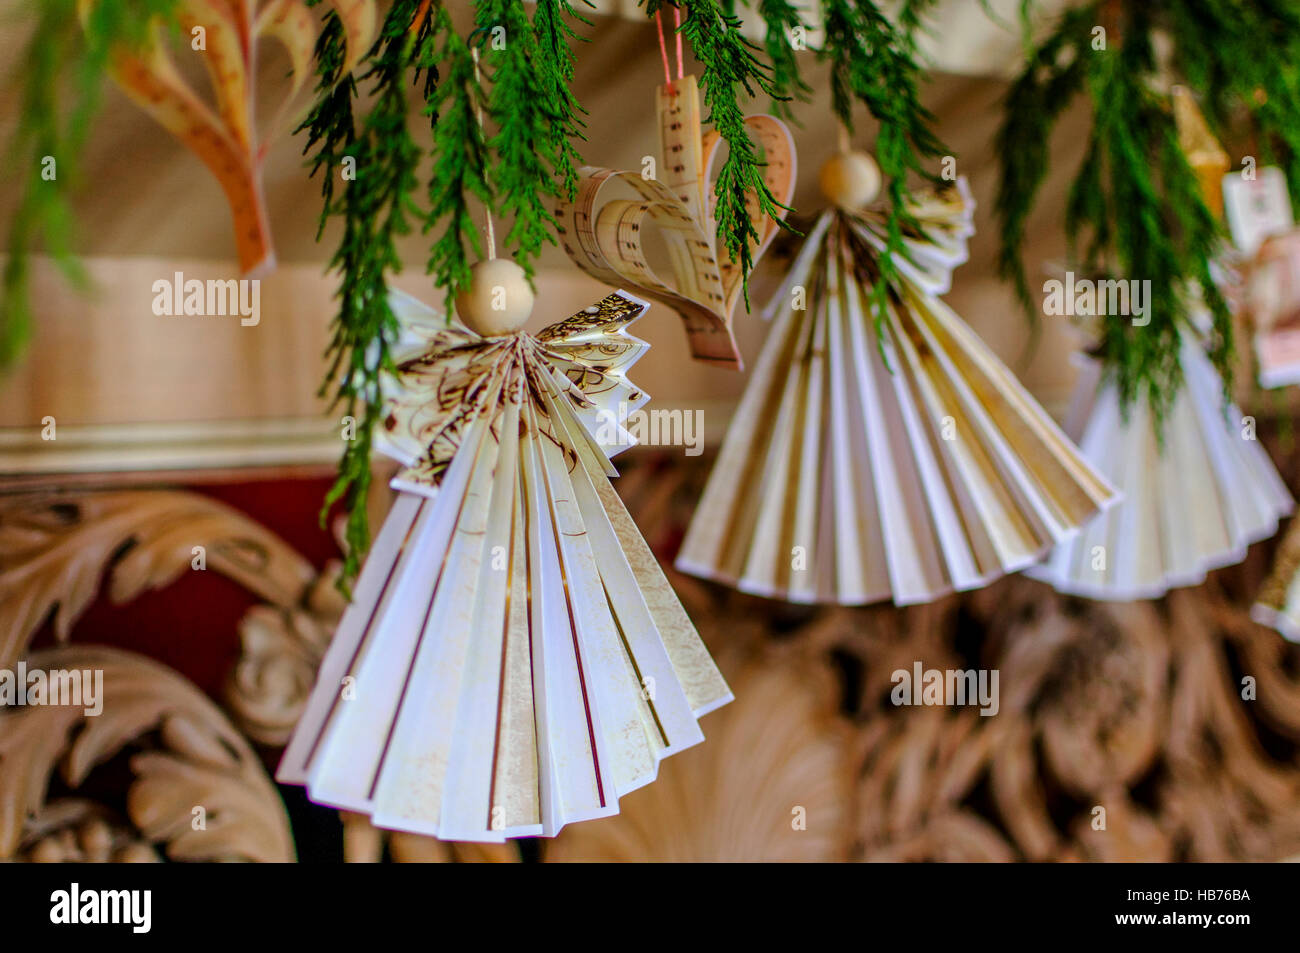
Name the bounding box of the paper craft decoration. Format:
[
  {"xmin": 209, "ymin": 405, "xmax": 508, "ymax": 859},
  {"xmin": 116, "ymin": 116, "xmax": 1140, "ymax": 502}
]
[
  {"xmin": 557, "ymin": 75, "xmax": 796, "ymax": 369},
  {"xmin": 1244, "ymin": 229, "xmax": 1300, "ymax": 388},
  {"xmin": 1027, "ymin": 311, "xmax": 1293, "ymax": 601},
  {"xmin": 88, "ymin": 0, "xmax": 376, "ymax": 274},
  {"xmin": 1223, "ymin": 165, "xmax": 1294, "ymax": 257},
  {"xmin": 675, "ymin": 172, "xmax": 1118, "ymax": 606},
  {"xmin": 1253, "ymin": 518, "xmax": 1300, "ymax": 642},
  {"xmin": 1172, "ymin": 85, "xmax": 1230, "ymax": 219},
  {"xmin": 279, "ymin": 287, "xmax": 732, "ymax": 842}
]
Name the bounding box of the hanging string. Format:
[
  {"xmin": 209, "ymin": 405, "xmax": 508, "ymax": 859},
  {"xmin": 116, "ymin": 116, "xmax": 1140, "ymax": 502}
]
[
  {"xmin": 655, "ymin": 9, "xmax": 673, "ymax": 89},
  {"xmin": 471, "ymin": 45, "xmax": 497, "ymax": 260},
  {"xmin": 837, "ymin": 122, "xmax": 851, "ymax": 156}
]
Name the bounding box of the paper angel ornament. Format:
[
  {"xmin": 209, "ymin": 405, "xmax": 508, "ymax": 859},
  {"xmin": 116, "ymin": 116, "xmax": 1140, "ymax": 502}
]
[
  {"xmin": 557, "ymin": 75, "xmax": 796, "ymax": 369},
  {"xmin": 279, "ymin": 276, "xmax": 731, "ymax": 842},
  {"xmin": 1027, "ymin": 315, "xmax": 1293, "ymax": 601},
  {"xmin": 89, "ymin": 0, "xmax": 375, "ymax": 273},
  {"xmin": 676, "ymin": 156, "xmax": 1118, "ymax": 606}
]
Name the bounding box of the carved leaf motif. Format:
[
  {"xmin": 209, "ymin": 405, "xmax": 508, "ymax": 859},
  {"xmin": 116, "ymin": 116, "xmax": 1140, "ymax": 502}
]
[
  {"xmin": 226, "ymin": 569, "xmax": 345, "ymax": 745},
  {"xmin": 0, "ymin": 490, "xmax": 316, "ymax": 670},
  {"xmin": 0, "ymin": 645, "xmax": 293, "ymax": 862},
  {"xmin": 17, "ymin": 799, "xmax": 159, "ymax": 863}
]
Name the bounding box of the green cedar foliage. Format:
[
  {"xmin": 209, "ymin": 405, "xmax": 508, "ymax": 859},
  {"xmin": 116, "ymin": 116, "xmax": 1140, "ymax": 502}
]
[
  {"xmin": 750, "ymin": 0, "xmax": 814, "ymax": 120},
  {"xmin": 996, "ymin": 1, "xmax": 1300, "ymax": 421},
  {"xmin": 304, "ymin": 0, "xmax": 438, "ymax": 588},
  {"xmin": 647, "ymin": 0, "xmax": 794, "ymax": 294},
  {"xmin": 819, "ymin": 0, "xmax": 946, "ymax": 336},
  {"xmin": 425, "ymin": 9, "xmax": 491, "ymax": 314},
  {"xmin": 474, "ymin": 0, "xmax": 564, "ymax": 278}
]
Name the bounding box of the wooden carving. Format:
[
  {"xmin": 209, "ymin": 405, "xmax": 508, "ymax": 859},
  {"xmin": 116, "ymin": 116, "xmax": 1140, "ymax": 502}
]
[
  {"xmin": 547, "ymin": 449, "xmax": 1300, "ymax": 863},
  {"xmin": 226, "ymin": 566, "xmax": 346, "ymax": 746},
  {"xmin": 0, "ymin": 645, "xmax": 294, "ymax": 862},
  {"xmin": 0, "ymin": 489, "xmax": 317, "ymax": 671},
  {"xmin": 818, "ymin": 578, "xmax": 1300, "ymax": 862}
]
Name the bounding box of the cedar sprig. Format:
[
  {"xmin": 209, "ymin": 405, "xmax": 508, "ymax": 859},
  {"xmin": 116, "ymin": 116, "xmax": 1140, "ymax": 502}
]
[
  {"xmin": 660, "ymin": 0, "xmax": 793, "ymax": 296},
  {"xmin": 308, "ymin": 0, "xmax": 431, "ymax": 586},
  {"xmin": 819, "ymin": 0, "xmax": 946, "ymax": 335},
  {"xmin": 2, "ymin": 0, "xmax": 180, "ymax": 367},
  {"xmin": 299, "ymin": 3, "xmax": 360, "ymax": 242},
  {"xmin": 532, "ymin": 0, "xmax": 593, "ymax": 200},
  {"xmin": 994, "ymin": 2, "xmax": 1092, "ymax": 313},
  {"xmin": 749, "ymin": 0, "xmax": 813, "ymax": 120},
  {"xmin": 996, "ymin": 1, "xmax": 1251, "ymax": 422},
  {"xmin": 473, "ymin": 0, "xmax": 569, "ymax": 279},
  {"xmin": 425, "ymin": 6, "xmax": 491, "ymax": 312}
]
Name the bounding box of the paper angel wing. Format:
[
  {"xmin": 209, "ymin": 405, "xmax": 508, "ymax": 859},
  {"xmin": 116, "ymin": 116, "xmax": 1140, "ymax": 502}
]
[
  {"xmin": 859, "ymin": 176, "xmax": 977, "ymax": 296},
  {"xmin": 679, "ymin": 194, "xmax": 1118, "ymax": 607},
  {"xmin": 279, "ymin": 288, "xmax": 730, "ymax": 841},
  {"xmin": 378, "ymin": 290, "xmax": 653, "ymax": 492},
  {"xmin": 534, "ymin": 291, "xmax": 654, "ymax": 453}
]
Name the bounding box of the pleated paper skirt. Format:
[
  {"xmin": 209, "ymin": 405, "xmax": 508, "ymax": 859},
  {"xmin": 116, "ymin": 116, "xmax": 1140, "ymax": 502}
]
[{"xmin": 280, "ymin": 393, "xmax": 731, "ymax": 841}]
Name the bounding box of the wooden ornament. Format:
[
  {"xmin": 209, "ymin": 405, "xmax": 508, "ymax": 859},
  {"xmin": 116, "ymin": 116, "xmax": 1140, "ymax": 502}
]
[
  {"xmin": 83, "ymin": 0, "xmax": 376, "ymax": 275},
  {"xmin": 818, "ymin": 151, "xmax": 882, "ymax": 211},
  {"xmin": 557, "ymin": 75, "xmax": 797, "ymax": 369},
  {"xmin": 454, "ymin": 259, "xmax": 535, "ymax": 336},
  {"xmin": 279, "ymin": 288, "xmax": 731, "ymax": 841}
]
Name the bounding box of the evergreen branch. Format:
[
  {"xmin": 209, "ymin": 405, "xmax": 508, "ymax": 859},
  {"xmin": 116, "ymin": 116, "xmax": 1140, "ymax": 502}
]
[
  {"xmin": 2, "ymin": 0, "xmax": 180, "ymax": 367},
  {"xmin": 818, "ymin": 0, "xmax": 946, "ymax": 337},
  {"xmin": 425, "ymin": 8, "xmax": 490, "ymax": 312},
  {"xmin": 673, "ymin": 0, "xmax": 793, "ymax": 296},
  {"xmin": 996, "ymin": 1, "xmax": 1237, "ymax": 422},
  {"xmin": 746, "ymin": 0, "xmax": 812, "ymax": 120},
  {"xmin": 474, "ymin": 0, "xmax": 570, "ymax": 279},
  {"xmin": 310, "ymin": 0, "xmax": 429, "ymax": 587},
  {"xmin": 532, "ymin": 0, "xmax": 592, "ymax": 199},
  {"xmin": 995, "ymin": 2, "xmax": 1093, "ymax": 313}
]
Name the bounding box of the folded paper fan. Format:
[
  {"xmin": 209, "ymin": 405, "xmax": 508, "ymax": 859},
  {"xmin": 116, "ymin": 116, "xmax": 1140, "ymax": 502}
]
[
  {"xmin": 676, "ymin": 172, "xmax": 1118, "ymax": 606},
  {"xmin": 278, "ymin": 287, "xmax": 731, "ymax": 842},
  {"xmin": 1027, "ymin": 327, "xmax": 1293, "ymax": 601}
]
